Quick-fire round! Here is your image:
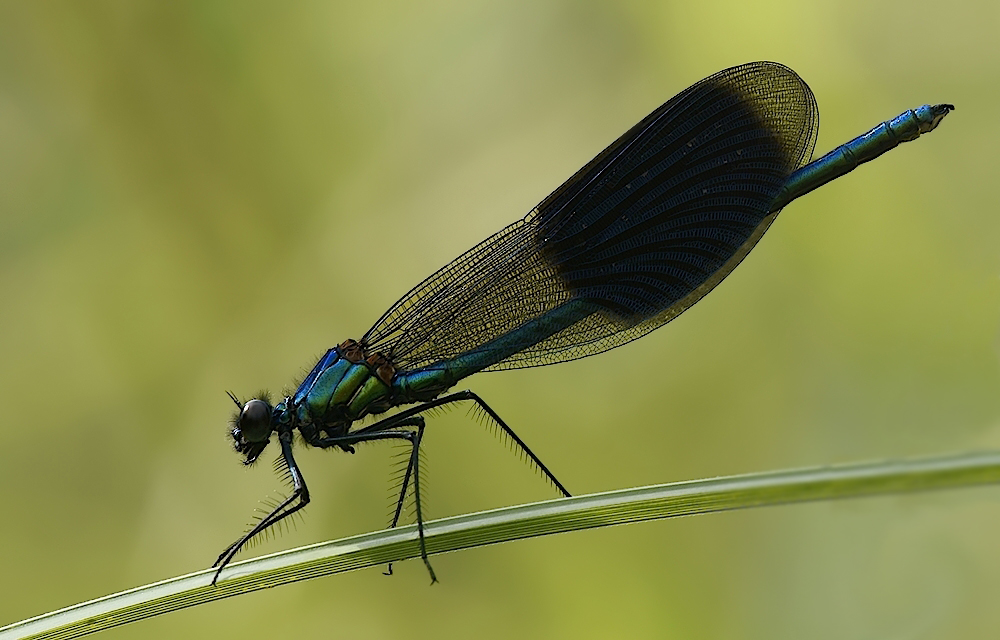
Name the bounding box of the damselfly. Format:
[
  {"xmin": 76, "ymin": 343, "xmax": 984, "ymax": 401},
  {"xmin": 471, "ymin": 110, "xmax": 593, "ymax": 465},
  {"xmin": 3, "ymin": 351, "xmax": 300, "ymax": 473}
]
[{"xmin": 214, "ymin": 61, "xmax": 952, "ymax": 584}]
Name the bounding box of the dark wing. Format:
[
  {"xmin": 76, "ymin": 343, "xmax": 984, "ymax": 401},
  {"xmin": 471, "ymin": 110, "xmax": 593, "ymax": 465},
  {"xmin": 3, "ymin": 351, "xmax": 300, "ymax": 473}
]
[{"xmin": 362, "ymin": 61, "xmax": 819, "ymax": 372}]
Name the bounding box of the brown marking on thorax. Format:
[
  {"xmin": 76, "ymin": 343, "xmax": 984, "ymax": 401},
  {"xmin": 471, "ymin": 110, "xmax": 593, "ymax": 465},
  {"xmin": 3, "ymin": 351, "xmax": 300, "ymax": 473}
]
[{"xmin": 339, "ymin": 339, "xmax": 396, "ymax": 385}]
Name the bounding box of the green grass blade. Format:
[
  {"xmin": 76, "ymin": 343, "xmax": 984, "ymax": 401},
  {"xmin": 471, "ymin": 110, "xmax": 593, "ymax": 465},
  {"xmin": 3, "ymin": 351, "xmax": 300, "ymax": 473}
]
[{"xmin": 4, "ymin": 450, "xmax": 1000, "ymax": 639}]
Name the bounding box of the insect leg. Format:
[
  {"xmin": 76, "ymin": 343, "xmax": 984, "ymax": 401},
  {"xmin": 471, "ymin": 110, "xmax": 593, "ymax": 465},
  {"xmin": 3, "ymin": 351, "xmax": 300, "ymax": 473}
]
[
  {"xmin": 408, "ymin": 419, "xmax": 436, "ymax": 583},
  {"xmin": 212, "ymin": 431, "xmax": 309, "ymax": 585},
  {"xmin": 306, "ymin": 425, "xmax": 437, "ymax": 583},
  {"xmin": 383, "ymin": 417, "xmax": 428, "ymax": 529},
  {"xmin": 355, "ymin": 391, "xmax": 571, "ymax": 497}
]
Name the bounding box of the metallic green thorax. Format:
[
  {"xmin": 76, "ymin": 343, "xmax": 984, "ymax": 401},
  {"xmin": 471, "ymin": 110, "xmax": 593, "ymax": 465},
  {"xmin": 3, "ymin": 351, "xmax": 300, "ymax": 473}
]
[
  {"xmin": 274, "ymin": 300, "xmax": 594, "ymax": 435},
  {"xmin": 277, "ymin": 104, "xmax": 953, "ymax": 436},
  {"xmin": 274, "ymin": 341, "xmax": 397, "ymax": 439}
]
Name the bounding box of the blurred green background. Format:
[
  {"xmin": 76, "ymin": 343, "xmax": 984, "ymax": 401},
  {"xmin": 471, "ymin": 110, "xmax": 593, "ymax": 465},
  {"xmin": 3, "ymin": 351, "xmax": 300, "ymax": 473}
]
[{"xmin": 2, "ymin": 1, "xmax": 1000, "ymax": 638}]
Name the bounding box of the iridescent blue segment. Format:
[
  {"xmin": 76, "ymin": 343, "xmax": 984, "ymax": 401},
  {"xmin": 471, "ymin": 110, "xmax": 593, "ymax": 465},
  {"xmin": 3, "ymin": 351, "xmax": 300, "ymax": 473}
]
[
  {"xmin": 771, "ymin": 103, "xmax": 953, "ymax": 211},
  {"xmin": 305, "ymin": 357, "xmax": 353, "ymax": 420},
  {"xmin": 292, "ymin": 348, "xmax": 340, "ymax": 407}
]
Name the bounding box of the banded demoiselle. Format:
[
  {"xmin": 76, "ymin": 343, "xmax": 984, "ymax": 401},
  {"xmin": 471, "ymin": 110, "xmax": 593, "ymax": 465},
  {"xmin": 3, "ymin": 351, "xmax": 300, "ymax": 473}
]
[{"xmin": 214, "ymin": 61, "xmax": 953, "ymax": 584}]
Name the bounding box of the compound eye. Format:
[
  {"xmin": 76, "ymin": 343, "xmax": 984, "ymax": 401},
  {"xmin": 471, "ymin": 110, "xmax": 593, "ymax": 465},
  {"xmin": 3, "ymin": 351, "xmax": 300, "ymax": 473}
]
[{"xmin": 238, "ymin": 399, "xmax": 272, "ymax": 442}]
